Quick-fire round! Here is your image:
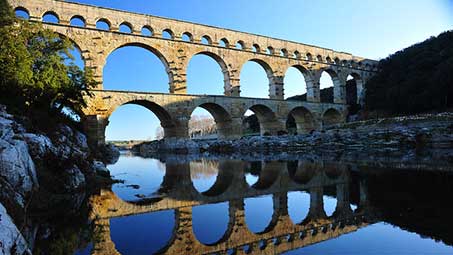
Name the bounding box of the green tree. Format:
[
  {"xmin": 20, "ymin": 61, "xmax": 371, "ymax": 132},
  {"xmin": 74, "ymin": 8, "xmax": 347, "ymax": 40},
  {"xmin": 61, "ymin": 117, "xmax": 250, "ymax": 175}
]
[{"xmin": 0, "ymin": 0, "xmax": 95, "ymax": 118}]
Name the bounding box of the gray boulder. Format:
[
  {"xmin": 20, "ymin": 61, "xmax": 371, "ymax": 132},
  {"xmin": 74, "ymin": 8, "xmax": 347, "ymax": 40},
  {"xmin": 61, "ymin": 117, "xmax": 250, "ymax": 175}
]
[{"xmin": 0, "ymin": 203, "xmax": 31, "ymax": 255}]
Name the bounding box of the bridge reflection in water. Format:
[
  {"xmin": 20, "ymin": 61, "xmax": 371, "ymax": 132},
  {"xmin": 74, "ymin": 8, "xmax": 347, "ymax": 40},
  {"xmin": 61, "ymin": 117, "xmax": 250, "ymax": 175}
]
[{"xmin": 88, "ymin": 160, "xmax": 377, "ymax": 255}]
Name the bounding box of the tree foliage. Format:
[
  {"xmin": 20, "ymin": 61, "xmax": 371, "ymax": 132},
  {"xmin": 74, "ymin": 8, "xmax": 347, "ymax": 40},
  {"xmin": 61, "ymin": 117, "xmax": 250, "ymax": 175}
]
[
  {"xmin": 365, "ymin": 30, "xmax": 453, "ymax": 114},
  {"xmin": 0, "ymin": 0, "xmax": 96, "ymax": 117}
]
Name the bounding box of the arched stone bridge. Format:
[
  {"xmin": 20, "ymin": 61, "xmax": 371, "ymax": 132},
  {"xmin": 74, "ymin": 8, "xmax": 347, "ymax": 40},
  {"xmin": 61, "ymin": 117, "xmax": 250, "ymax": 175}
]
[
  {"xmin": 89, "ymin": 160, "xmax": 376, "ymax": 254},
  {"xmin": 10, "ymin": 0, "xmax": 379, "ymax": 145}
]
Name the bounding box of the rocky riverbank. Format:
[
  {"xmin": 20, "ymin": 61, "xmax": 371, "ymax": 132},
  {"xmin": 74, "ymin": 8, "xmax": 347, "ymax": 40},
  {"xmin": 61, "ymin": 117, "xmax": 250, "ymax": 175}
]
[
  {"xmin": 0, "ymin": 105, "xmax": 119, "ymax": 254},
  {"xmin": 134, "ymin": 112, "xmax": 453, "ymax": 163}
]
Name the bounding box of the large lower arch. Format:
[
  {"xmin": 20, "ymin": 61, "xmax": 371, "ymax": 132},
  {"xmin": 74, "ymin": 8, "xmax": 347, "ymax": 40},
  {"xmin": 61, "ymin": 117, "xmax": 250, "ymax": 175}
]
[
  {"xmin": 243, "ymin": 104, "xmax": 283, "ymax": 136},
  {"xmin": 189, "ymin": 102, "xmax": 239, "ymax": 139},
  {"xmin": 104, "ymin": 42, "xmax": 173, "ymax": 92},
  {"xmin": 187, "ymin": 51, "xmax": 231, "ymax": 96},
  {"xmin": 322, "ymin": 108, "xmax": 343, "ymax": 128},
  {"xmin": 287, "ymin": 107, "xmax": 316, "ymax": 135},
  {"xmin": 107, "ymin": 100, "xmax": 183, "ymax": 139}
]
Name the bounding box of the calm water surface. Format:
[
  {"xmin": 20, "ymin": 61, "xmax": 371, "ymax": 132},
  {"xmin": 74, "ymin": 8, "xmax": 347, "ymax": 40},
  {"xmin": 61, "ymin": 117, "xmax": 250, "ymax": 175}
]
[{"xmin": 73, "ymin": 152, "xmax": 453, "ymax": 255}]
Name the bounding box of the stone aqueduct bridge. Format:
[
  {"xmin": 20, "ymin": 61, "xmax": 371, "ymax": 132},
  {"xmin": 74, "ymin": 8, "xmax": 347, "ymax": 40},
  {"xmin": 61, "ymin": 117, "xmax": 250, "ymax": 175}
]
[
  {"xmin": 11, "ymin": 0, "xmax": 379, "ymax": 145},
  {"xmin": 89, "ymin": 160, "xmax": 376, "ymax": 255}
]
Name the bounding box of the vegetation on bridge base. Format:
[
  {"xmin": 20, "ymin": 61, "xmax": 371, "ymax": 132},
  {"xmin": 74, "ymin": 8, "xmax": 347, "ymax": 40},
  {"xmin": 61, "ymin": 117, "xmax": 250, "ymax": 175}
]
[
  {"xmin": 0, "ymin": 0, "xmax": 95, "ymax": 132},
  {"xmin": 365, "ymin": 30, "xmax": 453, "ymax": 115}
]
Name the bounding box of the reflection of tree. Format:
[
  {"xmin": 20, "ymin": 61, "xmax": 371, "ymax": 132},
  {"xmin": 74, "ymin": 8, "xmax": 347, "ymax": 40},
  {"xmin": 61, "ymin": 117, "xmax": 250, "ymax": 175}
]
[{"xmin": 190, "ymin": 159, "xmax": 219, "ymax": 179}]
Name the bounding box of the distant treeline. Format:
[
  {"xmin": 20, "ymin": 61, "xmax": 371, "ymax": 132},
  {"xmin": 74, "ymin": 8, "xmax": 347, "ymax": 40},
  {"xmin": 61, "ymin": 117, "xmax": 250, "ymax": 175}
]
[{"xmin": 365, "ymin": 30, "xmax": 453, "ymax": 114}]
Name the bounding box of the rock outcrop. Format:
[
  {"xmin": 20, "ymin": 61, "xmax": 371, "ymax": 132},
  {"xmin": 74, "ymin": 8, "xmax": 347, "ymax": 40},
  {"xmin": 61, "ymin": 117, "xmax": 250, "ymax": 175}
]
[
  {"xmin": 0, "ymin": 105, "xmax": 119, "ymax": 253},
  {"xmin": 0, "ymin": 203, "xmax": 31, "ymax": 255}
]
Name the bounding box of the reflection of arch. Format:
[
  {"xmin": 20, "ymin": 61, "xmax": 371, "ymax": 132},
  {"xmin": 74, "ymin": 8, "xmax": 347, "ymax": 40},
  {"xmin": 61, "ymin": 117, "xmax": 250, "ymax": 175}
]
[
  {"xmin": 322, "ymin": 108, "xmax": 343, "ymax": 127},
  {"xmin": 251, "ymin": 162, "xmax": 280, "ymax": 190},
  {"xmin": 244, "ymin": 104, "xmax": 280, "ymax": 136},
  {"xmin": 287, "ymin": 107, "xmax": 315, "ymax": 134},
  {"xmin": 288, "ymin": 161, "xmax": 317, "ymax": 184},
  {"xmin": 201, "ymin": 161, "xmax": 235, "ymax": 197},
  {"xmin": 105, "ymin": 43, "xmax": 172, "ymax": 91},
  {"xmin": 189, "ymin": 51, "xmax": 231, "ymax": 95},
  {"xmin": 190, "ymin": 103, "xmax": 233, "ymax": 139}
]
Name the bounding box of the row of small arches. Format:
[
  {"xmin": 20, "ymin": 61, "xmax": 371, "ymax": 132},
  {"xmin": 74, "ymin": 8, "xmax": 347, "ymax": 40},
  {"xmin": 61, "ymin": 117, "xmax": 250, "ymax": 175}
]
[{"xmin": 13, "ymin": 7, "xmax": 377, "ymax": 70}]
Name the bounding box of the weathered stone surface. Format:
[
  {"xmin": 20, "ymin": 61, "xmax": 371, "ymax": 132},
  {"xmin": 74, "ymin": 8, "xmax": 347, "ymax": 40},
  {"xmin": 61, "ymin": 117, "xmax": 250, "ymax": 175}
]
[{"xmin": 0, "ymin": 203, "xmax": 31, "ymax": 255}]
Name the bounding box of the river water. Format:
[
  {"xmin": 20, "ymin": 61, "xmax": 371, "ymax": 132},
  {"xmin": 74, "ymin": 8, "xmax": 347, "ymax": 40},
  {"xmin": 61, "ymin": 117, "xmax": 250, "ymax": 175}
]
[{"xmin": 68, "ymin": 152, "xmax": 453, "ymax": 255}]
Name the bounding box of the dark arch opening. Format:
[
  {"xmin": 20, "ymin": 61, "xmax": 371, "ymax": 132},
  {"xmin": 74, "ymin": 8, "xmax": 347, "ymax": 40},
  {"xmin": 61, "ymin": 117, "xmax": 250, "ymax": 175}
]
[
  {"xmin": 14, "ymin": 7, "xmax": 29, "ymax": 20},
  {"xmin": 181, "ymin": 32, "xmax": 193, "ymax": 42},
  {"xmin": 201, "ymin": 35, "xmax": 212, "ymax": 45},
  {"xmin": 119, "ymin": 22, "xmax": 133, "ymax": 33},
  {"xmin": 189, "ymin": 103, "xmax": 233, "ymax": 139},
  {"xmin": 104, "ymin": 43, "xmax": 171, "ymax": 93},
  {"xmin": 242, "ymin": 104, "xmax": 280, "ymax": 136},
  {"xmin": 141, "ymin": 26, "xmax": 153, "ymax": 37},
  {"xmin": 70, "ymin": 15, "xmax": 85, "ymax": 27},
  {"xmin": 236, "ymin": 40, "xmax": 245, "ymax": 50},
  {"xmin": 322, "ymin": 108, "xmax": 343, "ymax": 128},
  {"xmin": 162, "ymin": 29, "xmax": 174, "ymax": 39},
  {"xmin": 252, "ymin": 44, "xmax": 260, "ymax": 53},
  {"xmin": 240, "ymin": 59, "xmax": 273, "ymax": 99},
  {"xmin": 96, "ymin": 18, "xmax": 111, "ymax": 30},
  {"xmin": 187, "ymin": 52, "xmax": 230, "ymax": 96},
  {"xmin": 266, "ymin": 46, "xmax": 274, "ymax": 55},
  {"xmin": 347, "ymin": 72, "xmax": 364, "ymax": 110},
  {"xmin": 287, "ymin": 107, "xmax": 315, "ymax": 135},
  {"xmin": 42, "ymin": 11, "xmax": 59, "ymax": 23},
  {"xmin": 219, "ymin": 38, "xmax": 229, "ymax": 47}
]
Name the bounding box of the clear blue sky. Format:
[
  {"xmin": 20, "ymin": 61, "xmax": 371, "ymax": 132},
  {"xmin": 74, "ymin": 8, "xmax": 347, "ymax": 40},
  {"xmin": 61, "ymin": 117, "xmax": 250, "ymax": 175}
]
[{"xmin": 64, "ymin": 0, "xmax": 453, "ymax": 141}]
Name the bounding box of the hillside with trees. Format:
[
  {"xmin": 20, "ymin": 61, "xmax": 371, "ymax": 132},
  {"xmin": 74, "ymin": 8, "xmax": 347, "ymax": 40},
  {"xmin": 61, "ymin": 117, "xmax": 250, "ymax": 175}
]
[{"xmin": 365, "ymin": 30, "xmax": 453, "ymax": 115}]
